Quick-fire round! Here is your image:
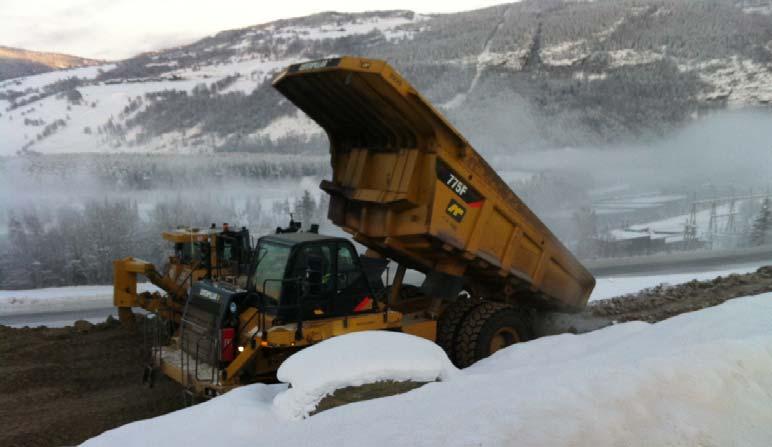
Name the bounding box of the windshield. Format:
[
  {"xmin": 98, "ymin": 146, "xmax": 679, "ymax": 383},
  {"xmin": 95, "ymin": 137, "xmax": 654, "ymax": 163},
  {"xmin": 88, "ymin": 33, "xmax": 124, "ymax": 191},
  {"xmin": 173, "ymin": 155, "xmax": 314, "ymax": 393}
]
[
  {"xmin": 250, "ymin": 241, "xmax": 291, "ymax": 301},
  {"xmin": 175, "ymin": 242, "xmax": 203, "ymax": 264}
]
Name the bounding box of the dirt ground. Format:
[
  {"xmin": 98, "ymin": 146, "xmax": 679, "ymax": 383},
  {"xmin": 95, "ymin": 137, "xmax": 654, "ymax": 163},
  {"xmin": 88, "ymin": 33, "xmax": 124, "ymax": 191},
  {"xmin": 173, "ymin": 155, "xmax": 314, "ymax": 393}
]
[
  {"xmin": 589, "ymin": 266, "xmax": 772, "ymax": 323},
  {"xmin": 0, "ymin": 317, "xmax": 183, "ymax": 447},
  {"xmin": 1, "ymin": 266, "xmax": 771, "ymax": 446},
  {"xmin": 534, "ymin": 266, "xmax": 772, "ymax": 338}
]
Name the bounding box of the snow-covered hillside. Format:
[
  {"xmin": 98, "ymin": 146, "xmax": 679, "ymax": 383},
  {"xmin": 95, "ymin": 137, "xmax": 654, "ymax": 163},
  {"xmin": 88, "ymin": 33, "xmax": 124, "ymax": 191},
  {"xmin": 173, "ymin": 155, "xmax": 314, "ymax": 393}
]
[
  {"xmin": 83, "ymin": 293, "xmax": 772, "ymax": 446},
  {"xmin": 0, "ymin": 11, "xmax": 426, "ymax": 156},
  {"xmin": 2, "ymin": 1, "xmax": 771, "ymax": 156}
]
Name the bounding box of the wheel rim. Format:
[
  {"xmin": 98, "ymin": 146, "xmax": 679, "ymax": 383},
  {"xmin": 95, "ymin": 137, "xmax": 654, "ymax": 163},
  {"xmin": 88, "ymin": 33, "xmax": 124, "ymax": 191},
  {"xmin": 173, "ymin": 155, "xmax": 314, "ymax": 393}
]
[{"xmin": 489, "ymin": 327, "xmax": 520, "ymax": 354}]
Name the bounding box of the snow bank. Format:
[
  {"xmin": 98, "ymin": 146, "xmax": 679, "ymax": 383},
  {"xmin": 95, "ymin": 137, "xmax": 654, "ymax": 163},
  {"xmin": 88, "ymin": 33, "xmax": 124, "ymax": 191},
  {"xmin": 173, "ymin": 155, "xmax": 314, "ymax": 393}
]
[
  {"xmin": 0, "ymin": 283, "xmax": 160, "ymax": 315},
  {"xmin": 84, "ymin": 293, "xmax": 772, "ymax": 447},
  {"xmin": 590, "ymin": 264, "xmax": 765, "ymax": 301},
  {"xmin": 274, "ymin": 331, "xmax": 457, "ymax": 419}
]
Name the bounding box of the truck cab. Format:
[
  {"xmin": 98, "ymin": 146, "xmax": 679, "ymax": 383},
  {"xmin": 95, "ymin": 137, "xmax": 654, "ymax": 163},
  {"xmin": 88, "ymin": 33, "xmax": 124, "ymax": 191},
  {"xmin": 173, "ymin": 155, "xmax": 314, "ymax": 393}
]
[
  {"xmin": 249, "ymin": 232, "xmax": 376, "ymax": 322},
  {"xmin": 164, "ymin": 231, "xmax": 391, "ymax": 396}
]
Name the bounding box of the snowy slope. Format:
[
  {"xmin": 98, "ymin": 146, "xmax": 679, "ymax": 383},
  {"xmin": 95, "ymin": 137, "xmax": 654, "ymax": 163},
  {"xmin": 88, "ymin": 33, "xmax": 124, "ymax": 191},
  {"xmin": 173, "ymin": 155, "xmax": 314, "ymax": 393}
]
[
  {"xmin": 0, "ymin": 12, "xmax": 426, "ymax": 156},
  {"xmin": 84, "ymin": 293, "xmax": 772, "ymax": 446},
  {"xmin": 2, "ymin": 3, "xmax": 771, "ymax": 156}
]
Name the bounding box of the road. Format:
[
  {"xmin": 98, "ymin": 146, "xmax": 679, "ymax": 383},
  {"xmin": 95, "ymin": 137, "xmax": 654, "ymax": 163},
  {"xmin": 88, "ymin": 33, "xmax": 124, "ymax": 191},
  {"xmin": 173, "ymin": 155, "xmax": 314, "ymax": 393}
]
[
  {"xmin": 584, "ymin": 244, "xmax": 772, "ymax": 276},
  {"xmin": 0, "ymin": 306, "xmax": 119, "ymax": 328},
  {"xmin": 2, "ymin": 249, "xmax": 771, "ymax": 329}
]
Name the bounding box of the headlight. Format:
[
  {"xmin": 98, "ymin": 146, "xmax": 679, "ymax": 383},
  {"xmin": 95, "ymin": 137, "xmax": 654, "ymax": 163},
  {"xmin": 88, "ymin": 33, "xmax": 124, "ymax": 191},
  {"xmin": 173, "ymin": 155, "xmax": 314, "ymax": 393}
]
[{"xmin": 229, "ymin": 302, "xmax": 238, "ymax": 314}]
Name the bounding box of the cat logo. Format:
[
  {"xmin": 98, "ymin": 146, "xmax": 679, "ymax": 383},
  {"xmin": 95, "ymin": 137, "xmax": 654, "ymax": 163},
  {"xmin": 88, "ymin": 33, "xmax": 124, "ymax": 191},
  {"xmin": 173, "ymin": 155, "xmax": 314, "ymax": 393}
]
[
  {"xmin": 446, "ymin": 199, "xmax": 466, "ymax": 223},
  {"xmin": 198, "ymin": 289, "xmax": 220, "ymax": 302}
]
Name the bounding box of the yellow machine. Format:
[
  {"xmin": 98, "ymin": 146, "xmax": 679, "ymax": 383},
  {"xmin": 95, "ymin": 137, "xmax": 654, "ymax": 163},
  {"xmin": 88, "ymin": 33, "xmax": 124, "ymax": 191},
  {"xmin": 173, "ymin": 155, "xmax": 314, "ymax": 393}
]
[
  {"xmin": 117, "ymin": 57, "xmax": 595, "ymax": 399},
  {"xmin": 113, "ymin": 224, "xmax": 251, "ymax": 325}
]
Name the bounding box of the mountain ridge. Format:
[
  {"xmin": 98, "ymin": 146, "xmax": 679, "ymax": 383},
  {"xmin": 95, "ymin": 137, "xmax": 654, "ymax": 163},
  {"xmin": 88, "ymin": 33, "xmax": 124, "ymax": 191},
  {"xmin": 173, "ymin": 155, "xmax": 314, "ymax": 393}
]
[
  {"xmin": 0, "ymin": 46, "xmax": 103, "ymax": 81},
  {"xmin": 1, "ymin": 0, "xmax": 770, "ymax": 156}
]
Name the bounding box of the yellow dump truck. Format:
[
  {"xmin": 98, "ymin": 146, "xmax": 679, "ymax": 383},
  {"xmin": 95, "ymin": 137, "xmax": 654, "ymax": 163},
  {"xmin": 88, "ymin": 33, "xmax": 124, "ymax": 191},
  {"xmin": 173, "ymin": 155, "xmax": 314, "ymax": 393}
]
[{"xmin": 123, "ymin": 57, "xmax": 595, "ymax": 399}]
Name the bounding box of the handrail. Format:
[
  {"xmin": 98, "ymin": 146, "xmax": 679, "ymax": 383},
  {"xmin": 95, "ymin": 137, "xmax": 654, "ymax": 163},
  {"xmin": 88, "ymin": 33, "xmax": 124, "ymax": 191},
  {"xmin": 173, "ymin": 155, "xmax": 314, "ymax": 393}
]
[{"xmin": 193, "ymin": 333, "xmax": 217, "ymax": 384}]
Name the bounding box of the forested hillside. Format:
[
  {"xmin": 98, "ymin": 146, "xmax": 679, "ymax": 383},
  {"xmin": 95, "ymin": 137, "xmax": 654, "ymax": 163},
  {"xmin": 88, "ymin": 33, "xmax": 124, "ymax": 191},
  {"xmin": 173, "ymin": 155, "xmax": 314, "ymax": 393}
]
[{"xmin": 1, "ymin": 0, "xmax": 770, "ymax": 156}]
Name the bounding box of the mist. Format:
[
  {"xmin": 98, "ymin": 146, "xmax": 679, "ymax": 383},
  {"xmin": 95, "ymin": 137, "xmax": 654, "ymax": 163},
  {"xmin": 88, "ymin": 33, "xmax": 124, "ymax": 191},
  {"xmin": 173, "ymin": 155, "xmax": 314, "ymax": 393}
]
[
  {"xmin": 474, "ymin": 109, "xmax": 772, "ymax": 192},
  {"xmin": 1, "ymin": 106, "xmax": 771, "ymax": 289}
]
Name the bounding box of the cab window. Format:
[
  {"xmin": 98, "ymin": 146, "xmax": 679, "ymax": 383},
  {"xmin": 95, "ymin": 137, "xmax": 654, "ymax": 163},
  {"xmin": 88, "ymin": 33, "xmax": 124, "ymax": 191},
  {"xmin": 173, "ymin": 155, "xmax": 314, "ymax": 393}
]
[
  {"xmin": 333, "ymin": 243, "xmax": 372, "ymax": 314},
  {"xmin": 291, "ymin": 245, "xmax": 333, "ymax": 296},
  {"xmin": 250, "ymin": 242, "xmax": 291, "ymax": 301},
  {"xmin": 336, "ymin": 244, "xmax": 362, "ymax": 289}
]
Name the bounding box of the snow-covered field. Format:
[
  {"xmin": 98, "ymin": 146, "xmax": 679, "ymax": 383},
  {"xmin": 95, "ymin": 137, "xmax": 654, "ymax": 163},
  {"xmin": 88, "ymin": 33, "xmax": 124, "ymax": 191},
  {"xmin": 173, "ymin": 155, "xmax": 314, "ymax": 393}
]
[{"xmin": 84, "ymin": 293, "xmax": 772, "ymax": 446}]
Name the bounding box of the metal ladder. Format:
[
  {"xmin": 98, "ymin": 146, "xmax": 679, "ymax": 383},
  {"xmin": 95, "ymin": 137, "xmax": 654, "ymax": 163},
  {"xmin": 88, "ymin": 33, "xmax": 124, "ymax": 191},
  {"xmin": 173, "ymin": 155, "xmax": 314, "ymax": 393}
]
[
  {"xmin": 141, "ymin": 310, "xmax": 172, "ymax": 388},
  {"xmin": 178, "ymin": 292, "xmax": 219, "ymax": 404}
]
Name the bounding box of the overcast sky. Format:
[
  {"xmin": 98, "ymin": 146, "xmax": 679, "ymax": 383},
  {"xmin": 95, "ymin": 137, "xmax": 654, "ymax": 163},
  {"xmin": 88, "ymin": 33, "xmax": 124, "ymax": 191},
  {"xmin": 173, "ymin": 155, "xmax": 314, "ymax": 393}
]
[{"xmin": 0, "ymin": 1, "xmax": 509, "ymax": 60}]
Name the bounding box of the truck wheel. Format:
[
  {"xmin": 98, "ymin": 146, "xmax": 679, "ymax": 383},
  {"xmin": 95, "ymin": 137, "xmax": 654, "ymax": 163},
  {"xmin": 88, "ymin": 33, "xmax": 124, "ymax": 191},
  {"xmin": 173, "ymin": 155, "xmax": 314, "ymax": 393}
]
[
  {"xmin": 454, "ymin": 302, "xmax": 532, "ymax": 368},
  {"xmin": 436, "ymin": 297, "xmax": 481, "ymax": 365}
]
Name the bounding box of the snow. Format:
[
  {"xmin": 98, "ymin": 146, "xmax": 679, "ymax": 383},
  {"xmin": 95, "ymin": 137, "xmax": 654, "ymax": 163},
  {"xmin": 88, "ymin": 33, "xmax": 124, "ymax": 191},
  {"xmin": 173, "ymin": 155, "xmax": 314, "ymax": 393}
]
[
  {"xmin": 742, "ymin": 4, "xmax": 772, "ymax": 15},
  {"xmin": 255, "ymin": 110, "xmax": 322, "ymax": 142},
  {"xmin": 541, "ymin": 40, "xmax": 588, "ymax": 67},
  {"xmin": 0, "ymin": 77, "xmax": 206, "ymax": 156},
  {"xmin": 0, "ymin": 53, "xmax": 320, "ymax": 155},
  {"xmin": 590, "ymin": 263, "xmax": 766, "ymax": 301},
  {"xmin": 680, "ymin": 57, "xmax": 772, "ymax": 105},
  {"xmin": 168, "ymin": 57, "xmax": 301, "ymax": 94},
  {"xmin": 444, "ymin": 6, "xmax": 515, "ymax": 109},
  {"xmin": 607, "ymin": 49, "xmax": 663, "ymax": 68},
  {"xmin": 627, "ymin": 203, "xmax": 734, "ymax": 237},
  {"xmin": 266, "ymin": 15, "xmax": 425, "ymax": 43},
  {"xmin": 274, "ymin": 331, "xmax": 457, "ymax": 419},
  {"xmin": 602, "ymin": 197, "xmax": 748, "ymax": 241},
  {"xmin": 84, "ymin": 293, "xmax": 772, "ymax": 446},
  {"xmin": 0, "ymin": 283, "xmax": 160, "ymax": 316},
  {"xmin": 0, "ymin": 64, "xmax": 114, "ymax": 91}
]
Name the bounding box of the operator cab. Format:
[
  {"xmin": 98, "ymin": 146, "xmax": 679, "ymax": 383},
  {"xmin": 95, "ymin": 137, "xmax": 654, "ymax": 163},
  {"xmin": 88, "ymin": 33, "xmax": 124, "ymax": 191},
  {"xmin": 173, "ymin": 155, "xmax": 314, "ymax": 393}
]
[
  {"xmin": 165, "ymin": 225, "xmax": 252, "ymax": 278},
  {"xmin": 249, "ymin": 232, "xmax": 375, "ymax": 323},
  {"xmin": 180, "ymin": 231, "xmax": 378, "ymax": 373}
]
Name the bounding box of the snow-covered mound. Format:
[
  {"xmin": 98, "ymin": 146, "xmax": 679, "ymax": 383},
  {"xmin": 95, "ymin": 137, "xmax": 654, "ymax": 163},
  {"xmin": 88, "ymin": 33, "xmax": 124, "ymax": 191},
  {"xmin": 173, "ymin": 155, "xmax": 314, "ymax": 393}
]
[
  {"xmin": 274, "ymin": 331, "xmax": 457, "ymax": 419},
  {"xmin": 84, "ymin": 293, "xmax": 772, "ymax": 447}
]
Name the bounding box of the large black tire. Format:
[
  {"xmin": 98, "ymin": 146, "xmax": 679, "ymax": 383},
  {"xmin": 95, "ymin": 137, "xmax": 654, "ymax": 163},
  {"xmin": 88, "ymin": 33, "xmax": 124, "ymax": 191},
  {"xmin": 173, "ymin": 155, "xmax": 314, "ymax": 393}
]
[
  {"xmin": 454, "ymin": 302, "xmax": 533, "ymax": 368},
  {"xmin": 436, "ymin": 297, "xmax": 481, "ymax": 365}
]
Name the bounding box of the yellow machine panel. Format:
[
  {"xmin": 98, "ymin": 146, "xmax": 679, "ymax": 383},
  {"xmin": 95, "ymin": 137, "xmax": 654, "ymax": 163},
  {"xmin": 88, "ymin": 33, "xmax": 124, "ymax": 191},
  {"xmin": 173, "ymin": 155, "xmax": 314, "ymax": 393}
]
[{"xmin": 273, "ymin": 56, "xmax": 595, "ymax": 312}]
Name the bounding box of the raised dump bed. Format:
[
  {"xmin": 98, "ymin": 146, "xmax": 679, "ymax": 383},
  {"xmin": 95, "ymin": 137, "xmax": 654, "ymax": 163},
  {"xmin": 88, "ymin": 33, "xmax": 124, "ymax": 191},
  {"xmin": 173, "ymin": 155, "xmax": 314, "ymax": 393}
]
[{"xmin": 273, "ymin": 57, "xmax": 594, "ymax": 312}]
